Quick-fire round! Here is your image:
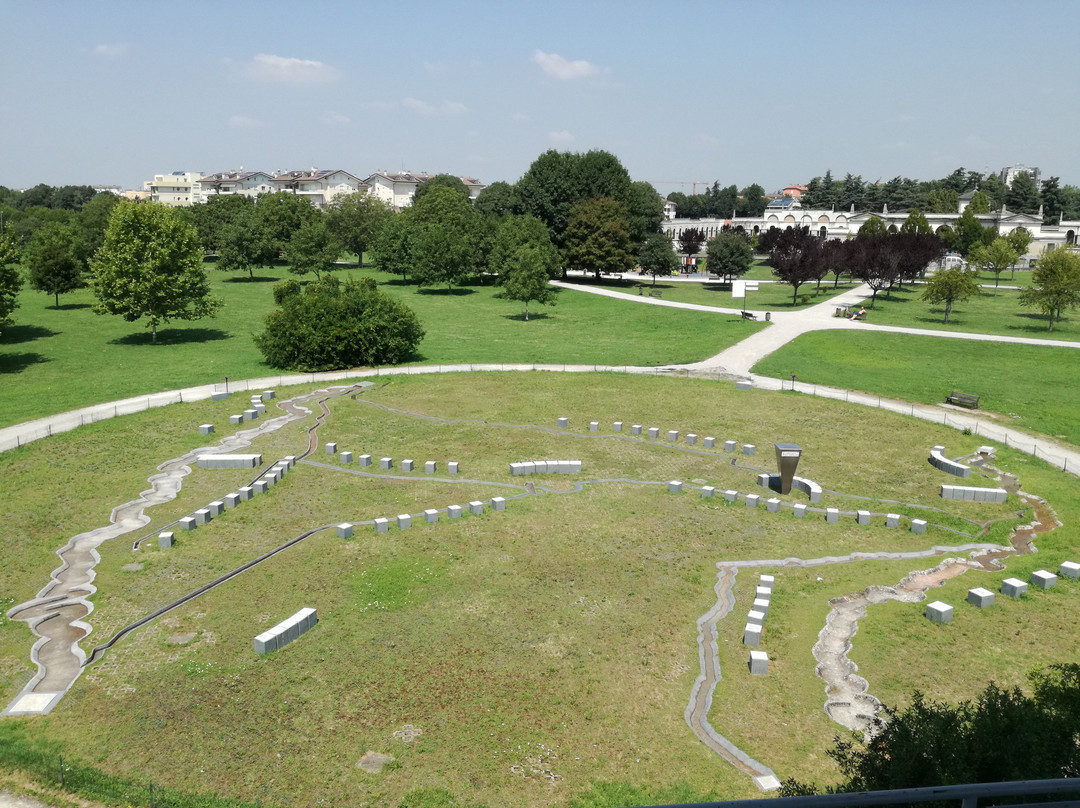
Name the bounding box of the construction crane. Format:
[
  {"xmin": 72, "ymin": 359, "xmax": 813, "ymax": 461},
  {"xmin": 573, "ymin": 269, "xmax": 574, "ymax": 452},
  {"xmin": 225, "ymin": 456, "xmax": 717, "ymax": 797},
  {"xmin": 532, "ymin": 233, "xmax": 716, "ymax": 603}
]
[{"xmin": 649, "ymin": 180, "xmax": 710, "ymax": 195}]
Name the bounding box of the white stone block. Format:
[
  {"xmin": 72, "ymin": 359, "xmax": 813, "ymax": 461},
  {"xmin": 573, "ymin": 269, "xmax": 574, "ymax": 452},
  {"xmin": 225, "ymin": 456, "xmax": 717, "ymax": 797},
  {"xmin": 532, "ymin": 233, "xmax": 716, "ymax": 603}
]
[
  {"xmin": 743, "ymin": 623, "xmax": 762, "ymax": 647},
  {"xmin": 194, "ymin": 508, "xmax": 212, "ymax": 525},
  {"xmin": 668, "ymin": 481, "xmax": 683, "ymax": 494},
  {"xmin": 701, "ymin": 486, "xmax": 715, "ymax": 498},
  {"xmin": 755, "ymin": 585, "xmax": 772, "ymax": 601},
  {"xmin": 178, "ymin": 516, "xmax": 197, "ymax": 530},
  {"xmin": 752, "ymin": 598, "xmax": 769, "ymax": 616},
  {"xmin": 340, "ymin": 451, "xmax": 353, "ymax": 464},
  {"xmin": 613, "ymin": 421, "xmax": 623, "ymax": 432},
  {"xmin": 448, "ymin": 461, "xmax": 459, "ymax": 474},
  {"xmin": 262, "ymin": 473, "xmax": 276, "ymax": 487},
  {"xmin": 886, "ymin": 513, "xmax": 900, "ymax": 528},
  {"xmin": 374, "ymin": 518, "xmax": 389, "ymax": 533},
  {"xmin": 704, "ymin": 436, "xmax": 715, "ymax": 448},
  {"xmin": 735, "ymin": 380, "xmax": 752, "ymax": 391},
  {"xmin": 724, "ymin": 440, "xmax": 737, "ymax": 452},
  {"xmin": 648, "ymin": 427, "xmax": 660, "ymax": 439},
  {"xmin": 337, "ymin": 523, "xmax": 353, "ymax": 539},
  {"xmin": 224, "ymin": 493, "xmax": 240, "ymax": 508},
  {"xmin": 590, "ymin": 421, "xmax": 599, "ymax": 432},
  {"xmin": 492, "ymin": 497, "xmax": 506, "ymax": 511},
  {"xmin": 397, "ymin": 514, "xmax": 411, "ymax": 529},
  {"xmin": 793, "ymin": 503, "xmax": 807, "ymax": 518},
  {"xmin": 469, "ymin": 501, "xmax": 484, "ymax": 515},
  {"xmin": 199, "ymin": 424, "xmax": 214, "ymax": 435},
  {"xmin": 380, "ymin": 457, "xmax": 393, "ymax": 470},
  {"xmin": 745, "ymin": 494, "xmax": 760, "ymax": 508},
  {"xmin": 230, "ymin": 414, "xmax": 243, "ymax": 425},
  {"xmin": 425, "ymin": 461, "xmax": 436, "ymax": 473},
  {"xmin": 667, "ymin": 430, "xmax": 679, "ymax": 442},
  {"xmin": 402, "ymin": 459, "xmax": 414, "ymax": 472},
  {"xmin": 1001, "ymin": 577, "xmax": 1027, "ymax": 598},
  {"xmin": 1031, "ymin": 570, "xmax": 1057, "ymax": 589},
  {"xmin": 447, "ymin": 505, "xmax": 463, "ymax": 519},
  {"xmin": 911, "ymin": 519, "xmax": 927, "ymax": 534},
  {"xmin": 747, "ymin": 609, "xmax": 765, "ymax": 625},
  {"xmin": 208, "ymin": 501, "xmax": 224, "ymax": 516},
  {"xmin": 325, "ymin": 442, "xmax": 337, "ymax": 454},
  {"xmin": 967, "ymin": 587, "xmax": 994, "ymax": 608},
  {"xmin": 359, "ymin": 454, "xmax": 372, "ymax": 467},
  {"xmin": 766, "ymin": 497, "xmax": 781, "ymax": 513},
  {"xmin": 424, "ymin": 509, "xmax": 439, "ymax": 524},
  {"xmin": 510, "ymin": 462, "xmax": 523, "ymax": 475},
  {"xmin": 856, "ymin": 510, "xmax": 871, "ymax": 525},
  {"xmin": 238, "ymin": 486, "xmax": 254, "ymax": 501},
  {"xmin": 244, "ymin": 409, "xmax": 258, "ymax": 420},
  {"xmin": 742, "ymin": 444, "xmax": 755, "ymax": 456},
  {"xmin": 253, "ymin": 480, "xmax": 269, "ymax": 494},
  {"xmin": 759, "ymin": 574, "xmax": 774, "ymax": 590},
  {"xmin": 723, "ymin": 490, "xmax": 738, "ymax": 502},
  {"xmin": 211, "ymin": 392, "xmax": 229, "ymax": 402},
  {"xmin": 686, "ymin": 433, "xmax": 697, "ymax": 445},
  {"xmin": 631, "ymin": 424, "xmax": 642, "ymax": 435},
  {"xmin": 557, "ymin": 417, "xmax": 569, "ymax": 428},
  {"xmin": 158, "ymin": 531, "xmax": 174, "ymax": 549},
  {"xmin": 521, "ymin": 461, "xmax": 536, "ymax": 474},
  {"xmin": 826, "ymin": 508, "xmax": 839, "ymax": 523},
  {"xmin": 926, "ymin": 601, "xmax": 953, "ymax": 623},
  {"xmin": 570, "ymin": 460, "xmax": 582, "ymax": 473},
  {"xmin": 756, "ymin": 472, "xmax": 771, "ymax": 487},
  {"xmin": 748, "ymin": 650, "xmax": 768, "ymax": 675},
  {"xmin": 1060, "ymin": 561, "xmax": 1080, "ymax": 579},
  {"xmin": 263, "ymin": 390, "xmax": 275, "ymax": 400}
]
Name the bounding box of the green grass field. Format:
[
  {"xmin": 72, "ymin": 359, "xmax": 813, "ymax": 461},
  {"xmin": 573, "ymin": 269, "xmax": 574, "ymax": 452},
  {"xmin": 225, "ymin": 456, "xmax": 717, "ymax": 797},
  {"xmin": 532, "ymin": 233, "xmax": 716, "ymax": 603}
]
[
  {"xmin": 2, "ymin": 372, "xmax": 1076, "ymax": 808},
  {"xmin": 0, "ymin": 264, "xmax": 763, "ymax": 428}
]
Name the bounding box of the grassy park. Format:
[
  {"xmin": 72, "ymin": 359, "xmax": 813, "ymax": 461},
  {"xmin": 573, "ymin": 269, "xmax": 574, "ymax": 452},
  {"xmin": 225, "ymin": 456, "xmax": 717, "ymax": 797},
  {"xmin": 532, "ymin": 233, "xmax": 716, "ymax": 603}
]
[{"xmin": 2, "ymin": 371, "xmax": 1076, "ymax": 808}]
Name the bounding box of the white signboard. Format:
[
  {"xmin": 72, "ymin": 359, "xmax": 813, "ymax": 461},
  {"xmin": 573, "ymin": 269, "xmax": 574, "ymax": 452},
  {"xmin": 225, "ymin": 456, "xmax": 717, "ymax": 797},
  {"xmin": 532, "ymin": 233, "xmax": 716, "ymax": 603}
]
[{"xmin": 732, "ymin": 280, "xmax": 745, "ymax": 298}]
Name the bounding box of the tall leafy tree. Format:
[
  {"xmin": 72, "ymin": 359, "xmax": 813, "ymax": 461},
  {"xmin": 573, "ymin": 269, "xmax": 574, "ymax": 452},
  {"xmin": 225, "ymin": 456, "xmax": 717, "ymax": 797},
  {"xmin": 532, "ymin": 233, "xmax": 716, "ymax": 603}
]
[
  {"xmin": 26, "ymin": 222, "xmax": 84, "ymax": 306},
  {"xmin": 90, "ymin": 201, "xmax": 222, "ymax": 342},
  {"xmin": 945, "ymin": 207, "xmax": 995, "ymax": 256},
  {"xmin": 326, "ymin": 192, "xmax": 392, "ymax": 264},
  {"xmin": 1005, "ymin": 227, "xmax": 1034, "ymax": 271},
  {"xmin": 705, "ymin": 232, "xmax": 753, "ymax": 283},
  {"xmin": 676, "ymin": 227, "xmax": 706, "ymax": 266},
  {"xmin": 920, "ymin": 266, "xmax": 980, "ymax": 322},
  {"xmin": 979, "ymin": 173, "xmax": 1007, "ymax": 210},
  {"xmin": 191, "ymin": 194, "xmax": 254, "ymax": 254},
  {"xmin": 966, "ymin": 190, "xmax": 991, "ymax": 214},
  {"xmin": 286, "ymin": 215, "xmax": 339, "ymax": 279},
  {"xmin": 899, "ymin": 209, "xmax": 933, "ymax": 235},
  {"xmin": 370, "ymin": 212, "xmax": 413, "ymax": 283},
  {"xmin": 255, "ymin": 192, "xmax": 317, "ymax": 255},
  {"xmin": 408, "ymin": 186, "xmax": 484, "ymax": 290},
  {"xmin": 857, "ymin": 216, "xmax": 888, "ymax": 238},
  {"xmin": 72, "ymin": 192, "xmax": 121, "ymax": 267},
  {"xmin": 412, "ymin": 173, "xmax": 471, "ymax": 204},
  {"xmin": 1041, "ymin": 177, "xmax": 1065, "ymax": 224},
  {"xmin": 0, "ymin": 232, "xmax": 22, "ymax": 336},
  {"xmin": 736, "ymin": 184, "xmax": 767, "ymax": 217},
  {"xmin": 762, "ymin": 226, "xmax": 823, "ymax": 304},
  {"xmin": 637, "ymin": 233, "xmax": 678, "ymax": 286},
  {"xmin": 487, "ymin": 214, "xmax": 559, "ymax": 280},
  {"xmin": 1005, "ymin": 170, "xmax": 1041, "ymax": 215},
  {"xmin": 500, "ymin": 245, "xmax": 558, "ymax": 321},
  {"xmin": 562, "ymin": 198, "xmax": 634, "ymax": 280},
  {"xmin": 925, "ymin": 188, "xmax": 959, "ymax": 213},
  {"xmin": 1019, "ymin": 247, "xmax": 1080, "ymax": 330},
  {"xmin": 969, "ymin": 238, "xmax": 1019, "ymax": 290},
  {"xmin": 625, "ymin": 181, "xmax": 664, "ymax": 246},
  {"xmin": 474, "ymin": 181, "xmax": 517, "ymax": 219},
  {"xmin": 217, "ymin": 204, "xmax": 276, "ymax": 280}
]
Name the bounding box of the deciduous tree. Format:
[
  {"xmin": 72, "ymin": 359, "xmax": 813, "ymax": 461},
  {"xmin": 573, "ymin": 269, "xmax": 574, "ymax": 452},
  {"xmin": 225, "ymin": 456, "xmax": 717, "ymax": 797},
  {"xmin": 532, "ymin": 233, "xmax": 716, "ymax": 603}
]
[
  {"xmin": 969, "ymin": 238, "xmax": 1019, "ymax": 290},
  {"xmin": 899, "ymin": 209, "xmax": 933, "ymax": 235},
  {"xmin": 763, "ymin": 226, "xmax": 823, "ymax": 304},
  {"xmin": 704, "ymin": 232, "xmax": 753, "ymax": 283},
  {"xmin": 286, "ymin": 215, "xmax": 339, "ymax": 278},
  {"xmin": 500, "ymin": 245, "xmax": 557, "ymax": 320},
  {"xmin": 325, "ymin": 192, "xmax": 392, "ymax": 265},
  {"xmin": 676, "ymin": 227, "xmax": 706, "ymax": 266},
  {"xmin": 89, "ymin": 202, "xmax": 221, "ymax": 342},
  {"xmin": 920, "ymin": 266, "xmax": 980, "ymax": 322},
  {"xmin": 412, "ymin": 173, "xmax": 471, "ymax": 204},
  {"xmin": 637, "ymin": 233, "xmax": 678, "ymax": 286},
  {"xmin": 562, "ymin": 198, "xmax": 634, "ymax": 280},
  {"xmin": 408, "ymin": 186, "xmax": 484, "ymax": 290},
  {"xmin": 1005, "ymin": 170, "xmax": 1041, "ymax": 215},
  {"xmin": 0, "ymin": 232, "xmax": 22, "ymax": 336},
  {"xmin": 1019, "ymin": 247, "xmax": 1080, "ymax": 331},
  {"xmin": 26, "ymin": 222, "xmax": 84, "ymax": 306}
]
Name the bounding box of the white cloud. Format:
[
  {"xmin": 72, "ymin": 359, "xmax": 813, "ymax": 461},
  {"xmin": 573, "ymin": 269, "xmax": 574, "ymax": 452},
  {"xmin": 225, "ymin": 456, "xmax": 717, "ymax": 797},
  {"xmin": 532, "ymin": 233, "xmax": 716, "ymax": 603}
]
[
  {"xmin": 402, "ymin": 97, "xmax": 467, "ymax": 116},
  {"xmin": 321, "ymin": 112, "xmax": 351, "ymax": 126},
  {"xmin": 549, "ymin": 130, "xmax": 575, "ymax": 143},
  {"xmin": 94, "ymin": 43, "xmax": 128, "ymax": 59},
  {"xmin": 243, "ymin": 53, "xmax": 340, "ymax": 84},
  {"xmin": 532, "ymin": 50, "xmax": 602, "ymax": 80},
  {"xmin": 228, "ymin": 115, "xmax": 266, "ymax": 128}
]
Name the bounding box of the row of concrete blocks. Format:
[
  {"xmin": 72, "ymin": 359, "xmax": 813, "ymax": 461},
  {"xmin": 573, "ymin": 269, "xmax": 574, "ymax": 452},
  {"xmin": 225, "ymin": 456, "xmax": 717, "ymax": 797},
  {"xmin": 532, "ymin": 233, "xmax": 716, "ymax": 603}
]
[
  {"xmin": 208, "ymin": 389, "xmax": 274, "ymax": 404},
  {"xmin": 926, "ymin": 565, "xmax": 1078, "ymax": 622},
  {"xmin": 510, "ymin": 460, "xmax": 582, "ymax": 475},
  {"xmin": 940, "ymin": 484, "xmax": 1008, "ymax": 503},
  {"xmin": 929, "ymin": 445, "xmax": 971, "ymax": 478},
  {"xmin": 169, "ymin": 457, "xmax": 295, "ymax": 539},
  {"xmin": 756, "ymin": 473, "xmax": 823, "ymax": 503},
  {"xmin": 744, "ymin": 574, "xmax": 774, "ymax": 652},
  {"xmin": 555, "ymin": 418, "xmax": 753, "ymax": 454},
  {"xmin": 325, "ymin": 445, "xmax": 459, "ymax": 475},
  {"xmin": 337, "ymin": 498, "xmax": 509, "ymax": 537},
  {"xmin": 253, "ymin": 607, "xmax": 316, "ymax": 654}
]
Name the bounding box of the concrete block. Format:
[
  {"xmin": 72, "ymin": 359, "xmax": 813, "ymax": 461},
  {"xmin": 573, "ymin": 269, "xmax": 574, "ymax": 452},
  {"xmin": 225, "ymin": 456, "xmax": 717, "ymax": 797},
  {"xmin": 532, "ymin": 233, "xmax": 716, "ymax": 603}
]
[
  {"xmin": 510, "ymin": 462, "xmax": 523, "ymax": 475},
  {"xmin": 1060, "ymin": 561, "xmax": 1080, "ymax": 579},
  {"xmin": 631, "ymin": 424, "xmax": 642, "ymax": 435},
  {"xmin": 745, "ymin": 494, "xmax": 760, "ymax": 508},
  {"xmin": 735, "ymin": 380, "xmax": 753, "ymax": 391},
  {"xmin": 977, "ymin": 445, "xmax": 995, "ymax": 455},
  {"xmin": 886, "ymin": 513, "xmax": 900, "ymax": 528},
  {"xmin": 492, "ymin": 497, "xmax": 506, "ymax": 512},
  {"xmin": 648, "ymin": 427, "xmax": 660, "ymax": 439},
  {"xmin": 704, "ymin": 436, "xmax": 715, "ymax": 448},
  {"xmin": 926, "ymin": 601, "xmax": 953, "ymax": 624},
  {"xmin": 253, "ymin": 632, "xmax": 275, "ymax": 655},
  {"xmin": 590, "ymin": 421, "xmax": 599, "ymax": 432},
  {"xmin": 911, "ymin": 519, "xmax": 927, "ymax": 534},
  {"xmin": 425, "ymin": 461, "xmax": 437, "ymax": 473},
  {"xmin": 262, "ymin": 473, "xmax": 276, "ymax": 487},
  {"xmin": 178, "ymin": 516, "xmax": 197, "ymax": 530},
  {"xmin": 380, "ymin": 457, "xmax": 393, "ymax": 470},
  {"xmin": 447, "ymin": 505, "xmax": 463, "ymax": 519},
  {"xmin": 340, "ymin": 451, "xmax": 353, "ymax": 464},
  {"xmin": 686, "ymin": 433, "xmax": 697, "ymax": 445},
  {"xmin": 723, "ymin": 490, "xmax": 738, "ymax": 502},
  {"xmin": 283, "ymin": 455, "xmax": 296, "ymax": 468},
  {"xmin": 337, "ymin": 523, "xmax": 353, "ymax": 539},
  {"xmin": 754, "ymin": 585, "xmax": 772, "ymax": 602},
  {"xmin": 520, "ymin": 461, "xmax": 536, "ymax": 475},
  {"xmin": 747, "ymin": 609, "xmax": 765, "ymax": 626},
  {"xmin": 856, "ymin": 510, "xmax": 871, "ymax": 525},
  {"xmin": 224, "ymin": 493, "xmax": 240, "ymax": 508},
  {"xmin": 263, "ymin": 390, "xmax": 275, "ymax": 400},
  {"xmin": 1031, "ymin": 570, "xmax": 1057, "ymax": 589},
  {"xmin": 244, "ymin": 409, "xmax": 258, "ymax": 421},
  {"xmin": 469, "ymin": 501, "xmax": 484, "ymax": 515},
  {"xmin": 253, "ymin": 480, "xmax": 269, "ymax": 494},
  {"xmin": 667, "ymin": 430, "xmax": 679, "ymax": 442},
  {"xmin": 325, "ymin": 442, "xmax": 338, "ymax": 454},
  {"xmin": 359, "ymin": 454, "xmax": 372, "ymax": 467},
  {"xmin": 825, "ymin": 508, "xmax": 839, "ymax": 523},
  {"xmin": 197, "ymin": 454, "xmax": 262, "ymax": 470},
  {"xmin": 743, "ymin": 623, "xmax": 762, "ymax": 647},
  {"xmin": 230, "ymin": 414, "xmax": 243, "ymax": 425},
  {"xmin": 211, "ymin": 392, "xmax": 229, "ymax": 402},
  {"xmin": 752, "ymin": 598, "xmax": 770, "ymax": 616},
  {"xmin": 1001, "ymin": 577, "xmax": 1027, "ymax": 598},
  {"xmin": 570, "ymin": 460, "xmax": 582, "ymax": 473},
  {"xmin": 967, "ymin": 587, "xmax": 994, "ymax": 608},
  {"xmin": 199, "ymin": 424, "xmax": 215, "ymax": 435},
  {"xmin": 193, "ymin": 508, "xmax": 212, "ymax": 525},
  {"xmin": 158, "ymin": 531, "xmax": 174, "ymax": 549},
  {"xmin": 756, "ymin": 472, "xmax": 771, "ymax": 487},
  {"xmin": 448, "ymin": 461, "xmax": 459, "ymax": 474},
  {"xmin": 397, "ymin": 514, "xmax": 412, "ymax": 529},
  {"xmin": 766, "ymin": 497, "xmax": 781, "ymax": 513},
  {"xmin": 701, "ymin": 486, "xmax": 715, "ymax": 498},
  {"xmin": 749, "ymin": 650, "xmax": 768, "ymax": 675},
  {"xmin": 250, "ymin": 394, "xmax": 262, "ymax": 403},
  {"xmin": 424, "ymin": 509, "xmax": 439, "ymax": 524},
  {"xmin": 759, "ymin": 574, "xmax": 774, "ymax": 591},
  {"xmin": 793, "ymin": 503, "xmax": 807, "ymax": 518},
  {"xmin": 613, "ymin": 421, "xmax": 623, "ymax": 432},
  {"xmin": 724, "ymin": 440, "xmax": 737, "ymax": 451},
  {"xmin": 742, "ymin": 444, "xmax": 755, "ymax": 456},
  {"xmin": 557, "ymin": 417, "xmax": 569, "ymax": 428},
  {"xmin": 402, "ymin": 459, "xmax": 414, "ymax": 472},
  {"xmin": 238, "ymin": 486, "xmax": 254, "ymax": 501},
  {"xmin": 668, "ymin": 481, "xmax": 683, "ymax": 494},
  {"xmin": 374, "ymin": 518, "xmax": 389, "ymax": 533},
  {"xmin": 208, "ymin": 501, "xmax": 225, "ymax": 517}
]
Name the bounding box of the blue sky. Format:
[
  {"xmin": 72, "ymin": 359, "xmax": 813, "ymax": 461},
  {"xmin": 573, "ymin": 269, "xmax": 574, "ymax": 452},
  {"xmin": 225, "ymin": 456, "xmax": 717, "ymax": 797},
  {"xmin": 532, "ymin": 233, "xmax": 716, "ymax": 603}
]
[{"xmin": 2, "ymin": 1, "xmax": 1078, "ymax": 194}]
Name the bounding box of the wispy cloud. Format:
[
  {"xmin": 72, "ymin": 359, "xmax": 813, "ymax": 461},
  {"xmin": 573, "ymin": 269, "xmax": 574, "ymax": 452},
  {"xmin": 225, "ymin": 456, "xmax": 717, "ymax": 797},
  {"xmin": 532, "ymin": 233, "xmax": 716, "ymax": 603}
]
[
  {"xmin": 321, "ymin": 112, "xmax": 351, "ymax": 126},
  {"xmin": 549, "ymin": 130, "xmax": 575, "ymax": 143},
  {"xmin": 228, "ymin": 115, "xmax": 266, "ymax": 128},
  {"xmin": 242, "ymin": 54, "xmax": 340, "ymax": 84},
  {"xmin": 402, "ymin": 97, "xmax": 468, "ymax": 116},
  {"xmin": 94, "ymin": 43, "xmax": 128, "ymax": 59},
  {"xmin": 532, "ymin": 50, "xmax": 603, "ymax": 80}
]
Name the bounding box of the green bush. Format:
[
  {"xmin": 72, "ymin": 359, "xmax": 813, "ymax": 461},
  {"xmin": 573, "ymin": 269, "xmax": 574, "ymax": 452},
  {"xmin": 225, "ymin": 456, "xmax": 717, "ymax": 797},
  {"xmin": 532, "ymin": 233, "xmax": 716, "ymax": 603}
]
[{"xmin": 254, "ymin": 275, "xmax": 424, "ymax": 371}]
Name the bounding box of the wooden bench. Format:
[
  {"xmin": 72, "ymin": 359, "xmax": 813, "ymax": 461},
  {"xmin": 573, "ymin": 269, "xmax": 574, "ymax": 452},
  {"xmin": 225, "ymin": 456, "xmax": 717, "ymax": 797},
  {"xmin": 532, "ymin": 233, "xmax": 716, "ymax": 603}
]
[
  {"xmin": 649, "ymin": 289, "xmax": 663, "ymax": 298},
  {"xmin": 741, "ymin": 310, "xmax": 757, "ymax": 321},
  {"xmin": 946, "ymin": 391, "xmax": 980, "ymax": 409}
]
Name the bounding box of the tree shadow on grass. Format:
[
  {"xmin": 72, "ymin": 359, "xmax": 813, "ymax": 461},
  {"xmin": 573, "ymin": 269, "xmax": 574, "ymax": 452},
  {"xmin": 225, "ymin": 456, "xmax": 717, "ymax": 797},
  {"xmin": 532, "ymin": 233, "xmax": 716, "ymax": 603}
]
[
  {"xmin": 221, "ymin": 275, "xmax": 279, "ymax": 283},
  {"xmin": 502, "ymin": 312, "xmax": 554, "ymax": 322},
  {"xmin": 0, "ymin": 352, "xmax": 50, "ymax": 373},
  {"xmin": 416, "ymin": 287, "xmax": 476, "ymax": 297},
  {"xmin": 0, "ymin": 324, "xmax": 59, "ymax": 345},
  {"xmin": 53, "ymin": 302, "xmax": 92, "ymax": 311},
  {"xmin": 109, "ymin": 328, "xmax": 231, "ymax": 346}
]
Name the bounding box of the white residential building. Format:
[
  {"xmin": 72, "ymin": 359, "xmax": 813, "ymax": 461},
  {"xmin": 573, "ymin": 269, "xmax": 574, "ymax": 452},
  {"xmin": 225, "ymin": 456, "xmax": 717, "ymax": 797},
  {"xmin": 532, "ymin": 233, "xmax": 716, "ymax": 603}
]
[
  {"xmin": 365, "ymin": 171, "xmax": 484, "ymax": 210},
  {"xmin": 199, "ymin": 170, "xmax": 275, "ymax": 199},
  {"xmin": 143, "ymin": 171, "xmax": 205, "ymax": 206},
  {"xmin": 267, "ymin": 169, "xmax": 368, "ymax": 208}
]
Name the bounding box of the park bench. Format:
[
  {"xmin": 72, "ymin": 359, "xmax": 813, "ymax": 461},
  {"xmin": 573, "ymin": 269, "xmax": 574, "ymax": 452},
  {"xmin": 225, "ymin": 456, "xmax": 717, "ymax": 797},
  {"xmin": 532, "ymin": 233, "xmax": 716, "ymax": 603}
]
[
  {"xmin": 741, "ymin": 310, "xmax": 757, "ymax": 321},
  {"xmin": 946, "ymin": 391, "xmax": 980, "ymax": 409},
  {"xmin": 649, "ymin": 289, "xmax": 663, "ymax": 298}
]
